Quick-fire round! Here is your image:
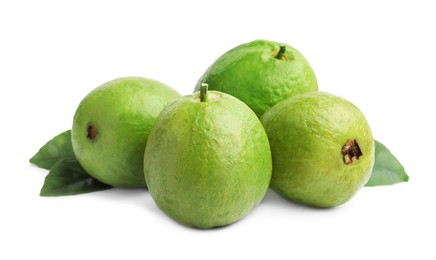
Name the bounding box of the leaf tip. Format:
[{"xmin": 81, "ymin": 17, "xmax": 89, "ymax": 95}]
[
  {"xmin": 39, "ymin": 189, "xmax": 50, "ymax": 197},
  {"xmin": 29, "ymin": 154, "xmax": 38, "ymax": 165}
]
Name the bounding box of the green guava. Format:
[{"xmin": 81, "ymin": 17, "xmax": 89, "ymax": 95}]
[
  {"xmin": 72, "ymin": 77, "xmax": 180, "ymax": 188},
  {"xmin": 144, "ymin": 84, "xmax": 272, "ymax": 229},
  {"xmin": 261, "ymin": 92, "xmax": 375, "ymax": 208},
  {"xmin": 194, "ymin": 39, "xmax": 318, "ymax": 117}
]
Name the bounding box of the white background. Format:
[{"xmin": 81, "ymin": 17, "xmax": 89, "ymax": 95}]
[{"xmin": 1, "ymin": 0, "xmax": 435, "ymax": 259}]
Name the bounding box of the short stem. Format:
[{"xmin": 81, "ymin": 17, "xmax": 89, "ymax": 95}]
[
  {"xmin": 200, "ymin": 83, "xmax": 208, "ymax": 102},
  {"xmin": 275, "ymin": 45, "xmax": 286, "ymax": 60}
]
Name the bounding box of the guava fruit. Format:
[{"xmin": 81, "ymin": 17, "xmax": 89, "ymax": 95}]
[
  {"xmin": 194, "ymin": 39, "xmax": 318, "ymax": 117},
  {"xmin": 261, "ymin": 92, "xmax": 374, "ymax": 208},
  {"xmin": 72, "ymin": 77, "xmax": 180, "ymax": 188},
  {"xmin": 144, "ymin": 84, "xmax": 272, "ymax": 229}
]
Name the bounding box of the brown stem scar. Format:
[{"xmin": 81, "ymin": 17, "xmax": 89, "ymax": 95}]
[
  {"xmin": 342, "ymin": 139, "xmax": 362, "ymax": 164},
  {"xmin": 87, "ymin": 124, "xmax": 98, "ymax": 140}
]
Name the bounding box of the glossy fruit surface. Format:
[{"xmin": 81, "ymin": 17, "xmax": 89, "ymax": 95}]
[
  {"xmin": 72, "ymin": 77, "xmax": 180, "ymax": 187},
  {"xmin": 195, "ymin": 39, "xmax": 318, "ymax": 117},
  {"xmin": 261, "ymin": 92, "xmax": 374, "ymax": 207},
  {"xmin": 144, "ymin": 86, "xmax": 272, "ymax": 228}
]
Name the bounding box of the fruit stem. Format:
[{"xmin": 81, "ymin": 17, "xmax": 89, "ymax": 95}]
[
  {"xmin": 275, "ymin": 45, "xmax": 286, "ymax": 60},
  {"xmin": 200, "ymin": 83, "xmax": 208, "ymax": 102}
]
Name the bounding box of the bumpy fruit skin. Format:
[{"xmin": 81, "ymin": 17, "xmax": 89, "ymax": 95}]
[
  {"xmin": 261, "ymin": 92, "xmax": 375, "ymax": 208},
  {"xmin": 144, "ymin": 91, "xmax": 272, "ymax": 229},
  {"xmin": 194, "ymin": 39, "xmax": 318, "ymax": 117},
  {"xmin": 72, "ymin": 77, "xmax": 180, "ymax": 188}
]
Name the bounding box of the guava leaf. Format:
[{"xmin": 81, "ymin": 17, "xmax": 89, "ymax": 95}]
[
  {"xmin": 365, "ymin": 140, "xmax": 409, "ymax": 187},
  {"xmin": 40, "ymin": 157, "xmax": 112, "ymax": 196},
  {"xmin": 30, "ymin": 130, "xmax": 75, "ymax": 170}
]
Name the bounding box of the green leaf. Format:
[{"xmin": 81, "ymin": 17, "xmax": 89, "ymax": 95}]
[
  {"xmin": 40, "ymin": 157, "xmax": 112, "ymax": 196},
  {"xmin": 30, "ymin": 130, "xmax": 75, "ymax": 170},
  {"xmin": 365, "ymin": 140, "xmax": 409, "ymax": 187}
]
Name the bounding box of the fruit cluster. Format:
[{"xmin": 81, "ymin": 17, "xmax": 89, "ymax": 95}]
[{"xmin": 30, "ymin": 39, "xmax": 408, "ymax": 229}]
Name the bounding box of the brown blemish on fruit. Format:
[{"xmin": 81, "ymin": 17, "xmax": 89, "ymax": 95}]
[
  {"xmin": 87, "ymin": 124, "xmax": 98, "ymax": 140},
  {"xmin": 342, "ymin": 139, "xmax": 362, "ymax": 164}
]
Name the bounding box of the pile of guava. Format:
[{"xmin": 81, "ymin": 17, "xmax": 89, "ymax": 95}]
[{"xmin": 30, "ymin": 39, "xmax": 408, "ymax": 229}]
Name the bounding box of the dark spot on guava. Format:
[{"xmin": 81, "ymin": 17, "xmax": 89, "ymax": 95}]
[
  {"xmin": 87, "ymin": 124, "xmax": 98, "ymax": 140},
  {"xmin": 342, "ymin": 139, "xmax": 362, "ymax": 165}
]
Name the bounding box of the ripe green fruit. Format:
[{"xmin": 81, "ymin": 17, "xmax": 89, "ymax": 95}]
[
  {"xmin": 144, "ymin": 84, "xmax": 272, "ymax": 229},
  {"xmin": 72, "ymin": 77, "xmax": 180, "ymax": 188},
  {"xmin": 194, "ymin": 39, "xmax": 318, "ymax": 117},
  {"xmin": 261, "ymin": 92, "xmax": 375, "ymax": 207}
]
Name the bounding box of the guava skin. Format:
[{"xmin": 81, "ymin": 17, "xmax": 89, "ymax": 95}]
[
  {"xmin": 72, "ymin": 77, "xmax": 180, "ymax": 188},
  {"xmin": 144, "ymin": 91, "xmax": 272, "ymax": 229},
  {"xmin": 195, "ymin": 39, "xmax": 318, "ymax": 117},
  {"xmin": 261, "ymin": 92, "xmax": 375, "ymax": 208}
]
